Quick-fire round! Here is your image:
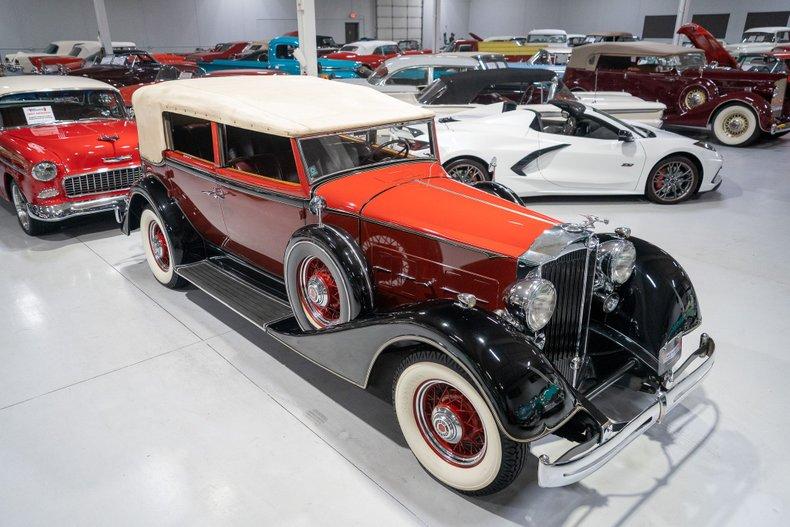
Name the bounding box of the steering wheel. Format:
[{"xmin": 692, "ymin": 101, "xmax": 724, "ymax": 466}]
[
  {"xmin": 561, "ymin": 115, "xmax": 577, "ymax": 135},
  {"xmin": 370, "ymin": 138, "xmax": 410, "ymax": 159}
]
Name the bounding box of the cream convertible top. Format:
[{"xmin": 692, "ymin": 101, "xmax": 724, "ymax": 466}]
[
  {"xmin": 568, "ymin": 41, "xmax": 703, "ymax": 70},
  {"xmin": 133, "ymin": 75, "xmax": 435, "ymax": 163}
]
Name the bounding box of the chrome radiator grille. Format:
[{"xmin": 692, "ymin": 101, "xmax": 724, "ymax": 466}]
[
  {"xmin": 539, "ymin": 247, "xmax": 597, "ymax": 386},
  {"xmin": 63, "ymin": 167, "xmax": 141, "ymax": 198}
]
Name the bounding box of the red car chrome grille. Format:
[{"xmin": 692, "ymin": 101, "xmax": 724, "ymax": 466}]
[
  {"xmin": 63, "ymin": 167, "xmax": 141, "ymax": 198},
  {"xmin": 539, "ymin": 247, "xmax": 597, "ymax": 387}
]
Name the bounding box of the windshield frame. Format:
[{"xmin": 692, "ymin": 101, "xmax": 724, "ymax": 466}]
[
  {"xmin": 296, "ymin": 118, "xmax": 437, "ymax": 184},
  {"xmin": 0, "ymin": 88, "xmax": 129, "ymax": 130}
]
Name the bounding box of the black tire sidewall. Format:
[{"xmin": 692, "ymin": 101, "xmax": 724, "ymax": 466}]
[
  {"xmin": 645, "ymin": 156, "xmax": 700, "ymax": 205},
  {"xmin": 284, "ymin": 238, "xmax": 361, "ymax": 331}
]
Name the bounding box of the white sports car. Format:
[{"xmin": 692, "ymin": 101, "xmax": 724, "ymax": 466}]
[{"xmin": 398, "ymin": 100, "xmax": 723, "ymax": 204}]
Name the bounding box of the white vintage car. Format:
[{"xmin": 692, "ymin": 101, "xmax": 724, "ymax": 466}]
[
  {"xmin": 398, "ymin": 100, "xmax": 723, "ymax": 204},
  {"xmin": 726, "ymin": 26, "xmax": 790, "ymax": 57}
]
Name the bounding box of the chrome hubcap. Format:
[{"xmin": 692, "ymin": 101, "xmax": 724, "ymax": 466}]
[
  {"xmin": 431, "ymin": 406, "xmax": 463, "ymax": 444},
  {"xmin": 11, "ymin": 185, "xmax": 31, "ymax": 230},
  {"xmin": 306, "ymin": 275, "xmax": 329, "ymax": 307},
  {"xmin": 653, "ymin": 161, "xmax": 694, "ymax": 202},
  {"xmin": 723, "ymin": 113, "xmax": 748, "ymax": 137},
  {"xmin": 684, "ymin": 89, "xmax": 706, "ymax": 109},
  {"xmin": 448, "ymin": 163, "xmax": 486, "ymax": 184},
  {"xmin": 297, "ymin": 256, "xmax": 341, "ymax": 328}
]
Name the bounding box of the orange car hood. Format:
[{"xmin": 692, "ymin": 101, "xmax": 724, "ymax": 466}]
[{"xmin": 317, "ymin": 162, "xmax": 558, "ymax": 258}]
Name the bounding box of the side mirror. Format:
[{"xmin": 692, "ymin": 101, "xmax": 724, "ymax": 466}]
[{"xmin": 618, "ymin": 129, "xmax": 634, "ymax": 142}]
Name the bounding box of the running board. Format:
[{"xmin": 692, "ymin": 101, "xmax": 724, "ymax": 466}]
[{"xmin": 175, "ymin": 260, "xmax": 292, "ymax": 328}]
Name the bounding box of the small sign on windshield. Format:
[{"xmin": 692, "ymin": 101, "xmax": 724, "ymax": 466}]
[{"xmin": 23, "ymin": 105, "xmax": 56, "ymax": 125}]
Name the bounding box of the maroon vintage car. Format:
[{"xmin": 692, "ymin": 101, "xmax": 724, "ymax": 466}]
[
  {"xmin": 563, "ymin": 40, "xmax": 790, "ymax": 146},
  {"xmin": 119, "ymin": 75, "xmax": 715, "ymax": 495},
  {"xmin": 69, "ymin": 49, "xmax": 163, "ymax": 88}
]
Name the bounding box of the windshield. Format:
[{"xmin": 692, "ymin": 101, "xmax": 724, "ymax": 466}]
[
  {"xmin": 368, "ymin": 65, "xmax": 388, "ymax": 84},
  {"xmin": 213, "ymin": 43, "xmax": 232, "ymax": 52},
  {"xmin": 318, "ymin": 36, "xmax": 337, "ymax": 47},
  {"xmin": 44, "ymin": 43, "xmax": 59, "ymax": 54},
  {"xmin": 527, "ymin": 34, "xmax": 567, "ymax": 44},
  {"xmin": 742, "ymin": 32, "xmax": 775, "ymax": 43},
  {"xmin": 298, "ymin": 121, "xmax": 435, "ymax": 181},
  {"xmin": 156, "ymin": 64, "xmax": 205, "ymax": 81},
  {"xmin": 529, "ymin": 49, "xmax": 569, "ymax": 65},
  {"xmin": 0, "ymin": 89, "xmax": 126, "ymax": 128},
  {"xmin": 340, "ymin": 45, "xmax": 359, "ymax": 52}
]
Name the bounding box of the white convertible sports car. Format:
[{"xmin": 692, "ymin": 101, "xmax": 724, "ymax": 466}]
[{"xmin": 398, "ymin": 99, "xmax": 723, "ymax": 204}]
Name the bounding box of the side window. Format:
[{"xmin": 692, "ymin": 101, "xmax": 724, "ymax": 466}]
[
  {"xmin": 166, "ymin": 112, "xmax": 215, "ymax": 162},
  {"xmin": 458, "ymin": 44, "xmax": 472, "ymax": 51},
  {"xmin": 778, "ymin": 31, "xmax": 790, "ymax": 43},
  {"xmin": 385, "ymin": 67, "xmax": 429, "ymax": 86},
  {"xmin": 596, "ymin": 55, "xmax": 633, "ymax": 70},
  {"xmin": 276, "ymin": 45, "xmax": 295, "ymax": 59},
  {"xmin": 223, "ymin": 125, "xmax": 299, "ymax": 184},
  {"xmin": 373, "ymin": 47, "xmax": 383, "ymax": 55}
]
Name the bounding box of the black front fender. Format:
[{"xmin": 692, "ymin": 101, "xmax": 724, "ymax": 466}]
[
  {"xmin": 267, "ymin": 300, "xmax": 578, "ymax": 442},
  {"xmin": 594, "ymin": 237, "xmax": 701, "ymax": 374}
]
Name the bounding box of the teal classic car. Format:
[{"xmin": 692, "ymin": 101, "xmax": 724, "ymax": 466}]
[{"xmin": 199, "ymin": 36, "xmax": 365, "ymax": 78}]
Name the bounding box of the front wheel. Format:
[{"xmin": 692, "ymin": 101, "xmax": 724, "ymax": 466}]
[
  {"xmin": 711, "ymin": 104, "xmax": 760, "ymax": 147},
  {"xmin": 443, "ymin": 158, "xmax": 491, "ymax": 185},
  {"xmin": 392, "ymin": 350, "xmax": 527, "ymax": 495},
  {"xmin": 10, "ymin": 181, "xmax": 50, "ymax": 236},
  {"xmin": 140, "ymin": 207, "xmax": 185, "ymax": 288},
  {"xmin": 645, "ymin": 156, "xmax": 700, "ymax": 204}
]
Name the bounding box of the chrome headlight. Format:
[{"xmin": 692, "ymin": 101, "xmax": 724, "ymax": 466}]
[
  {"xmin": 31, "ymin": 161, "xmax": 58, "ymax": 181},
  {"xmin": 599, "ymin": 239, "xmax": 636, "ymax": 285},
  {"xmin": 505, "ymin": 277, "xmax": 557, "ymax": 332},
  {"xmin": 693, "ymin": 140, "xmax": 716, "ymax": 151}
]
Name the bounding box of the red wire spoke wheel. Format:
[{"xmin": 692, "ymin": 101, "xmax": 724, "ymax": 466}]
[
  {"xmin": 296, "ymin": 255, "xmax": 341, "ymax": 328},
  {"xmin": 414, "ymin": 380, "xmax": 486, "ymax": 467},
  {"xmin": 147, "ymin": 220, "xmax": 171, "ymax": 272}
]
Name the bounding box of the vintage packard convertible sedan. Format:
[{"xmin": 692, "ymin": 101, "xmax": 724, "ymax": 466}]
[
  {"xmin": 0, "ymin": 76, "xmax": 139, "ymax": 235},
  {"xmin": 563, "ymin": 41, "xmax": 790, "ymax": 146},
  {"xmin": 123, "ymin": 76, "xmax": 715, "ymax": 494}
]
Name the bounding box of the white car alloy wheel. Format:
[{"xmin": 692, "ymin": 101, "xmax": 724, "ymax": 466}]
[
  {"xmin": 140, "ymin": 208, "xmax": 178, "ymax": 286},
  {"xmin": 444, "ymin": 158, "xmax": 490, "ymax": 184},
  {"xmin": 712, "ymin": 104, "xmax": 759, "ymax": 146},
  {"xmin": 394, "ymin": 356, "xmax": 505, "ymax": 492}
]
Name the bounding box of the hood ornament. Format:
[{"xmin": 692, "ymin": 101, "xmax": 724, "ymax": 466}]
[{"xmin": 560, "ymin": 215, "xmax": 609, "ymax": 233}]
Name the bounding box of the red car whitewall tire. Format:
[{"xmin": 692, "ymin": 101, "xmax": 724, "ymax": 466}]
[
  {"xmin": 393, "ymin": 351, "xmax": 527, "ymax": 495},
  {"xmin": 140, "ymin": 207, "xmax": 184, "ymax": 288},
  {"xmin": 284, "ymin": 239, "xmax": 361, "ymax": 331},
  {"xmin": 711, "ymin": 104, "xmax": 760, "ymax": 147}
]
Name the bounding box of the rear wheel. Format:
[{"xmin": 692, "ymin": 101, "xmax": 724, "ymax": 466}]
[
  {"xmin": 443, "ymin": 158, "xmax": 490, "ymax": 185},
  {"xmin": 645, "ymin": 156, "xmax": 700, "ymax": 204},
  {"xmin": 711, "ymin": 104, "xmax": 760, "ymax": 147},
  {"xmin": 10, "ymin": 181, "xmax": 50, "ymax": 236},
  {"xmin": 140, "ymin": 207, "xmax": 185, "ymax": 288},
  {"xmin": 392, "ymin": 350, "xmax": 527, "ymax": 495}
]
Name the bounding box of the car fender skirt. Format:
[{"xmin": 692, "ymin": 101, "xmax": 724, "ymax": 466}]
[
  {"xmin": 121, "ymin": 175, "xmax": 205, "ymax": 263},
  {"xmin": 267, "ymin": 300, "xmax": 578, "ymax": 442},
  {"xmin": 591, "ymin": 237, "xmax": 701, "ymax": 375}
]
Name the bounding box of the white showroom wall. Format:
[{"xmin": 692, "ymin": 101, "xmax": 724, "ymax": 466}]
[{"xmin": 0, "ymin": 0, "xmax": 375, "ymax": 54}]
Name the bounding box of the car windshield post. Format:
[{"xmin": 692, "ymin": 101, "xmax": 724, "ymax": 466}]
[{"xmin": 297, "ymin": 120, "xmax": 436, "ymax": 182}]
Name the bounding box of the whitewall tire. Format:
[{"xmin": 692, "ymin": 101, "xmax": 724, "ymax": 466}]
[
  {"xmin": 711, "ymin": 104, "xmax": 760, "ymax": 147},
  {"xmin": 140, "ymin": 207, "xmax": 183, "ymax": 288},
  {"xmin": 393, "ymin": 350, "xmax": 527, "ymax": 495}
]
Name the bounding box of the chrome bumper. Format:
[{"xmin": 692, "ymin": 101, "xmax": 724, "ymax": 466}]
[
  {"xmin": 535, "ymin": 333, "xmax": 716, "ymax": 488},
  {"xmin": 26, "ymin": 195, "xmax": 126, "ymax": 222},
  {"xmin": 771, "ymin": 121, "xmax": 790, "ymax": 134}
]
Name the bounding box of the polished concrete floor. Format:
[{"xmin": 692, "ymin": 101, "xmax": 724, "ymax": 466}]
[{"xmin": 1, "ymin": 134, "xmax": 788, "ymax": 526}]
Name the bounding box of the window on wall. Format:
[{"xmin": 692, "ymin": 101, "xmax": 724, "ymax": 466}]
[
  {"xmin": 166, "ymin": 112, "xmax": 215, "ymax": 162},
  {"xmin": 377, "ymin": 0, "xmax": 423, "ymax": 43},
  {"xmin": 691, "ymin": 13, "xmax": 730, "ymax": 38},
  {"xmin": 744, "ymin": 11, "xmax": 790, "ymax": 32},
  {"xmin": 642, "ymin": 15, "xmax": 677, "ymax": 39}
]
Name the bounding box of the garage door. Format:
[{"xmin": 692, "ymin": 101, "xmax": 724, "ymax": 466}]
[{"xmin": 377, "ymin": 0, "xmax": 423, "ymax": 43}]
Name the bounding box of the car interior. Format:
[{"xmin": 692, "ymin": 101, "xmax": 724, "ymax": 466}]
[
  {"xmin": 532, "ymin": 109, "xmax": 621, "ymax": 140},
  {"xmin": 223, "ymin": 125, "xmax": 299, "ymax": 183}
]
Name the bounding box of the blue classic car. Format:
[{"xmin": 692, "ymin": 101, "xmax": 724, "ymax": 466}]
[{"xmin": 199, "ymin": 36, "xmax": 364, "ymax": 78}]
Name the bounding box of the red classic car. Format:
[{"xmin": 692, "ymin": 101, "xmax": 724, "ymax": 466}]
[
  {"xmin": 122, "ymin": 76, "xmax": 715, "ymax": 495},
  {"xmin": 184, "ymin": 42, "xmax": 261, "ymax": 63},
  {"xmin": 0, "ymin": 76, "xmax": 139, "ymax": 235},
  {"xmin": 563, "ymin": 40, "xmax": 790, "ymax": 146},
  {"xmin": 326, "ymin": 40, "xmax": 429, "ymax": 70},
  {"xmin": 69, "ymin": 50, "xmax": 164, "ymax": 88}
]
